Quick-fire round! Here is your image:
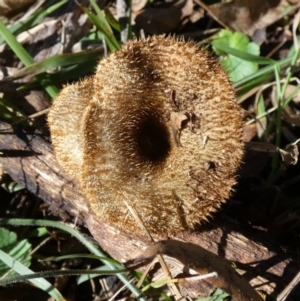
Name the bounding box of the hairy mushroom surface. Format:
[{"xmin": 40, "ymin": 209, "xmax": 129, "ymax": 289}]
[{"xmin": 48, "ymin": 36, "xmax": 244, "ymax": 235}]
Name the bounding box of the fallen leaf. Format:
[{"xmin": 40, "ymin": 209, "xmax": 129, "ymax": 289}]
[
  {"xmin": 208, "ymin": 0, "xmax": 290, "ymax": 36},
  {"xmin": 135, "ymin": 7, "xmax": 181, "ymax": 34},
  {"xmin": 246, "ymin": 140, "xmax": 300, "ymax": 166},
  {"xmin": 132, "ymin": 0, "xmax": 148, "ymax": 12},
  {"xmin": 243, "ymin": 124, "xmax": 257, "ymax": 142},
  {"xmin": 129, "ymin": 240, "xmax": 263, "ymax": 301},
  {"xmin": 135, "ymin": 0, "xmax": 194, "ymax": 34},
  {"xmin": 0, "ymin": 0, "xmax": 35, "ymax": 16},
  {"xmin": 279, "ymin": 139, "xmax": 300, "ymax": 166},
  {"xmin": 181, "ymin": 0, "xmax": 194, "ymax": 19},
  {"xmin": 189, "ymin": 8, "xmax": 205, "ymax": 24},
  {"xmin": 284, "ymin": 84, "xmax": 300, "ymax": 104}
]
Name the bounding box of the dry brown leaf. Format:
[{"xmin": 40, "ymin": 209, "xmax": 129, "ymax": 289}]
[
  {"xmin": 130, "ymin": 240, "xmax": 263, "ymax": 301},
  {"xmin": 284, "ymin": 85, "xmax": 300, "ymax": 104},
  {"xmin": 0, "ymin": 66, "xmax": 19, "ymax": 80},
  {"xmin": 135, "ymin": 0, "xmax": 194, "ymax": 34},
  {"xmin": 135, "ymin": 7, "xmax": 182, "ymax": 34},
  {"xmin": 207, "ymin": 0, "xmax": 289, "ymax": 36},
  {"xmin": 189, "ymin": 8, "xmax": 205, "ymax": 24},
  {"xmin": 181, "ymin": 0, "xmax": 194, "ymax": 19},
  {"xmin": 246, "ymin": 141, "xmax": 300, "ymax": 166},
  {"xmin": 132, "ymin": 0, "xmax": 148, "ymax": 12},
  {"xmin": 282, "ymin": 112, "xmax": 300, "ymax": 127},
  {"xmin": 243, "ymin": 124, "xmax": 258, "ymax": 142},
  {"xmin": 279, "ymin": 139, "xmax": 300, "ymax": 166},
  {"xmin": 0, "ymin": 0, "xmax": 35, "ymax": 16}
]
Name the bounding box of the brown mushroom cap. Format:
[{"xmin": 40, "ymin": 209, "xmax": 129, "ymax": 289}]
[{"xmin": 48, "ymin": 36, "xmax": 244, "ymax": 235}]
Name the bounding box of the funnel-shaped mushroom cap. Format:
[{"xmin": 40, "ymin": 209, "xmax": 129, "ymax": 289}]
[{"xmin": 48, "ymin": 36, "xmax": 244, "ymax": 235}]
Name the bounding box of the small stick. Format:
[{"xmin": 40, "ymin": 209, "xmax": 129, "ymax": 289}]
[
  {"xmin": 124, "ymin": 201, "xmax": 184, "ymax": 300},
  {"xmin": 277, "ymin": 271, "xmax": 300, "ymax": 301},
  {"xmin": 14, "ymin": 109, "xmax": 50, "ymax": 125}
]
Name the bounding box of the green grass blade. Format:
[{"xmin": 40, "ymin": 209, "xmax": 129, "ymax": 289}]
[
  {"xmin": 29, "ymin": 0, "xmax": 68, "ymax": 27},
  {"xmin": 104, "ymin": 7, "xmax": 121, "ymax": 31},
  {"xmin": 233, "ymin": 54, "xmax": 294, "ymax": 88},
  {"xmin": 83, "ymin": 1, "xmax": 120, "ymax": 51},
  {"xmin": 0, "ymin": 250, "xmax": 65, "ymax": 301},
  {"xmin": 0, "ymin": 20, "xmax": 34, "ymax": 66},
  {"xmin": 0, "ymin": 98, "xmax": 27, "ymax": 122},
  {"xmin": 36, "ymin": 75, "xmax": 59, "ymax": 98},
  {"xmin": 280, "ymin": 40, "xmax": 300, "ymax": 102},
  {"xmin": 0, "ymin": 268, "xmax": 128, "ymax": 286},
  {"xmin": 17, "ymin": 59, "xmax": 99, "ymax": 91},
  {"xmin": 77, "ymin": 266, "xmax": 117, "ymax": 284},
  {"xmin": 46, "ymin": 254, "xmax": 122, "ymax": 266},
  {"xmin": 89, "ymin": 0, "xmax": 103, "ymax": 16},
  {"xmin": 83, "ymin": 7, "xmax": 118, "ymax": 51},
  {"xmin": 211, "ymin": 41, "xmax": 275, "ymax": 65},
  {"xmin": 283, "ymin": 84, "xmax": 300, "ymax": 108},
  {"xmin": 0, "ymin": 218, "xmax": 145, "ymax": 301},
  {"xmin": 0, "ymin": 20, "xmax": 59, "ymax": 98},
  {"xmin": 6, "ymin": 48, "xmax": 103, "ymax": 80},
  {"xmin": 127, "ymin": 0, "xmax": 133, "ymax": 40},
  {"xmin": 0, "ymin": 0, "xmax": 68, "ymax": 45}
]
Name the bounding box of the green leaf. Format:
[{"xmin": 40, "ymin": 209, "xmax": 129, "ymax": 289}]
[
  {"xmin": 1, "ymin": 181, "xmax": 25, "ymax": 193},
  {"xmin": 212, "ymin": 30, "xmax": 261, "ymax": 82},
  {"xmin": 0, "ymin": 227, "xmax": 17, "ymax": 249},
  {"xmin": 28, "ymin": 227, "xmax": 49, "ymax": 238},
  {"xmin": 0, "ymin": 228, "xmax": 32, "ymax": 276},
  {"xmin": 195, "ymin": 288, "xmax": 229, "ymax": 301}
]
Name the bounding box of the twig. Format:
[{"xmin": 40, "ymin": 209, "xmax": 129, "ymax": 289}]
[
  {"xmin": 124, "ymin": 201, "xmax": 184, "ymax": 300},
  {"xmin": 277, "ymin": 271, "xmax": 300, "ymax": 301}
]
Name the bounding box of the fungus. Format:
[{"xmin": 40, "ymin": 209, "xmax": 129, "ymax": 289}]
[{"xmin": 48, "ymin": 36, "xmax": 244, "ymax": 235}]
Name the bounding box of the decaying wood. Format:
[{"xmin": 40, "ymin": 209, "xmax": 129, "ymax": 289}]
[{"xmin": 0, "ymin": 120, "xmax": 299, "ymax": 299}]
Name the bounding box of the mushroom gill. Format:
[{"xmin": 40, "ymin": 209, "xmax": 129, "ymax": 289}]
[{"xmin": 48, "ymin": 36, "xmax": 244, "ymax": 235}]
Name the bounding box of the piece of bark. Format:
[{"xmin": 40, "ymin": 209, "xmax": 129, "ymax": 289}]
[
  {"xmin": 0, "ymin": 120, "xmax": 299, "ymax": 299},
  {"xmin": 0, "ymin": 121, "xmax": 88, "ymax": 222}
]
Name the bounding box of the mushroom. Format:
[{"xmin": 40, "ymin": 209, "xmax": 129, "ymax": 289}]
[{"xmin": 48, "ymin": 36, "xmax": 244, "ymax": 235}]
